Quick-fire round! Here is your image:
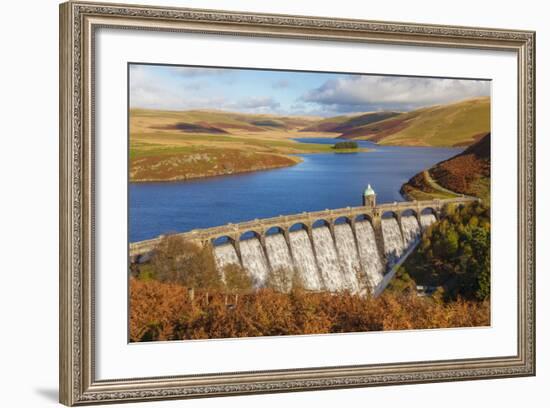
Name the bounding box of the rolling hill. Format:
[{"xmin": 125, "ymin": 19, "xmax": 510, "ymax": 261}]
[
  {"xmin": 129, "ymin": 109, "xmax": 367, "ymax": 182},
  {"xmin": 130, "ymin": 108, "xmax": 320, "ymax": 136},
  {"xmin": 129, "ymin": 97, "xmax": 490, "ymax": 182},
  {"xmin": 131, "ymin": 97, "xmax": 490, "ymax": 148},
  {"xmin": 299, "ymin": 111, "xmax": 400, "ymax": 134},
  {"xmin": 337, "ymin": 97, "xmax": 490, "ymax": 147}
]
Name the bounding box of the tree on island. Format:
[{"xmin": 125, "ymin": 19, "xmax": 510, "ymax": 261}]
[{"xmin": 332, "ymin": 141, "xmax": 359, "ymax": 149}]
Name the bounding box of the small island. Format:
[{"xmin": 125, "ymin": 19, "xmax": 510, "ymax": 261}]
[{"xmin": 332, "ymin": 141, "xmax": 359, "ymax": 149}]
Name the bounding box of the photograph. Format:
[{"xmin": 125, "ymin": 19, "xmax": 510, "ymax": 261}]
[
  {"xmin": 128, "ymin": 64, "xmax": 492, "ymax": 342},
  {"xmin": 56, "ymin": 1, "xmax": 536, "ymax": 404}
]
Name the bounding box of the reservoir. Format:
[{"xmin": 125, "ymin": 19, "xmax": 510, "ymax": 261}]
[{"xmin": 129, "ymin": 138, "xmax": 462, "ymax": 243}]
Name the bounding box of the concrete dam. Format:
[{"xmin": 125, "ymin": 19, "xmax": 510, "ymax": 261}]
[
  {"xmin": 213, "ymin": 212, "xmax": 436, "ymax": 294},
  {"xmin": 130, "ymin": 196, "xmax": 478, "ymax": 295}
]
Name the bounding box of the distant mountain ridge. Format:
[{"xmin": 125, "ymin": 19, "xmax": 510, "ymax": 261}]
[
  {"xmin": 299, "ymin": 111, "xmax": 400, "ymax": 134},
  {"xmin": 131, "ymin": 96, "xmax": 490, "ymax": 148},
  {"xmin": 130, "ymin": 108, "xmax": 319, "ymax": 135}
]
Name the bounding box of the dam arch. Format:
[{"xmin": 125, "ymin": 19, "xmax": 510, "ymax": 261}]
[
  {"xmin": 289, "ymin": 222, "xmax": 311, "ymax": 232},
  {"xmin": 238, "ymin": 230, "xmax": 263, "ymax": 242},
  {"xmin": 381, "ymin": 210, "xmax": 400, "ymax": 220},
  {"xmin": 353, "ymin": 214, "xmax": 377, "ymax": 236},
  {"xmin": 211, "ymin": 235, "xmax": 241, "ymax": 271},
  {"xmin": 334, "ymin": 216, "xmax": 353, "ymax": 226},
  {"xmin": 265, "ymin": 226, "xmax": 285, "ymax": 236},
  {"xmin": 312, "ymin": 219, "xmax": 331, "ymax": 228},
  {"xmin": 420, "ymin": 207, "xmax": 439, "ymax": 220},
  {"xmin": 130, "ymin": 197, "xmax": 478, "ymax": 295},
  {"xmin": 401, "ymin": 208, "xmax": 418, "ymax": 218},
  {"xmin": 212, "ymin": 235, "xmax": 236, "ymax": 246}
]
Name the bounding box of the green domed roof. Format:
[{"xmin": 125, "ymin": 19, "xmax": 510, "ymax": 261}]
[{"xmin": 364, "ymin": 184, "xmax": 376, "ymax": 196}]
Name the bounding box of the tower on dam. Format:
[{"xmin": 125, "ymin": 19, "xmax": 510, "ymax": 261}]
[{"xmin": 363, "ymin": 184, "xmax": 376, "ymax": 207}]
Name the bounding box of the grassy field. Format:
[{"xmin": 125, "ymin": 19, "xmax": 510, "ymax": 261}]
[{"xmin": 130, "ymin": 109, "xmax": 368, "ymax": 182}]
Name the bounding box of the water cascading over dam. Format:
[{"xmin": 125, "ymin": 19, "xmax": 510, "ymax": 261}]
[
  {"xmin": 239, "ymin": 237, "xmax": 270, "ymax": 287},
  {"xmin": 265, "ymin": 233, "xmax": 294, "ymax": 274},
  {"xmin": 334, "ymin": 223, "xmax": 362, "ymax": 292},
  {"xmin": 355, "ymin": 220, "xmax": 385, "ymax": 289},
  {"xmin": 289, "ymin": 229, "xmax": 323, "ymax": 291},
  {"xmin": 212, "ymin": 213, "xmax": 436, "ymax": 294},
  {"xmin": 312, "ymin": 226, "xmax": 345, "ymax": 292},
  {"xmin": 213, "ymin": 243, "xmax": 240, "ymax": 270},
  {"xmin": 131, "ymin": 197, "xmax": 479, "ymax": 295},
  {"xmin": 401, "ymin": 216, "xmax": 421, "ymax": 247}
]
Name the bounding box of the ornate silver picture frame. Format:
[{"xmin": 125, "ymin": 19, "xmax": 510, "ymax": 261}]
[{"xmin": 59, "ymin": 1, "xmax": 535, "ymax": 405}]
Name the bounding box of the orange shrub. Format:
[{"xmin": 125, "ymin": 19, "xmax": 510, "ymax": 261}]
[{"xmin": 129, "ymin": 278, "xmax": 490, "ymax": 342}]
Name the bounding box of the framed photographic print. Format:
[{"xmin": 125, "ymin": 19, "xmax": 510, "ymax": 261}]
[{"xmin": 59, "ymin": 1, "xmax": 536, "ymax": 405}]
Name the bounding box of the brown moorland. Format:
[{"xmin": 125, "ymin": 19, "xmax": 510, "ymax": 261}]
[
  {"xmin": 401, "ymin": 133, "xmax": 490, "ymax": 202},
  {"xmin": 130, "ymin": 278, "xmax": 490, "ymax": 342},
  {"xmin": 131, "ymin": 149, "xmax": 300, "ymax": 182}
]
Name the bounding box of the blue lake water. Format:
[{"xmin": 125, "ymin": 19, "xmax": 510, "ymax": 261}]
[{"xmin": 129, "ymin": 138, "xmax": 462, "ymax": 242}]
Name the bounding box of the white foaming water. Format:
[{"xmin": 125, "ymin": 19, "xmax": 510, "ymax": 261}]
[
  {"xmin": 401, "ymin": 215, "xmax": 421, "ymax": 248},
  {"xmin": 212, "ymin": 213, "xmax": 439, "ymax": 294},
  {"xmin": 312, "ymin": 226, "xmax": 345, "ymax": 292},
  {"xmin": 213, "ymin": 242, "xmax": 241, "ymax": 270},
  {"xmin": 382, "ymin": 217, "xmax": 405, "ymax": 265},
  {"xmin": 288, "ymin": 229, "xmax": 323, "ymax": 291},
  {"xmin": 420, "ymin": 213, "xmax": 437, "ymax": 230},
  {"xmin": 239, "ymin": 237, "xmax": 270, "ymax": 287},
  {"xmin": 334, "ymin": 223, "xmax": 361, "ymax": 292},
  {"xmin": 354, "ymin": 220, "xmax": 384, "ymax": 288},
  {"xmin": 265, "ymin": 233, "xmax": 293, "ymax": 273}
]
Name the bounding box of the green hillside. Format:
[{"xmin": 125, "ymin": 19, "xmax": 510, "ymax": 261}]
[{"xmin": 339, "ymin": 97, "xmax": 490, "ymax": 147}]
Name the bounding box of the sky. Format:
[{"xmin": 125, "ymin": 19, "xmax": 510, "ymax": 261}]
[{"xmin": 129, "ymin": 64, "xmax": 491, "ymax": 117}]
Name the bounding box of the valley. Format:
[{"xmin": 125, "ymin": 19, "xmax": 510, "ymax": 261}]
[{"xmin": 129, "ymin": 97, "xmax": 490, "ymax": 182}]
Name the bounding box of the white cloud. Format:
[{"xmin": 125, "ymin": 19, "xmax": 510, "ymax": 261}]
[
  {"xmin": 130, "ymin": 65, "xmax": 488, "ymax": 116},
  {"xmin": 302, "ymin": 75, "xmax": 490, "ymax": 112},
  {"xmin": 129, "ymin": 66, "xmax": 282, "ymax": 113},
  {"xmin": 129, "ymin": 65, "xmax": 182, "ymax": 109},
  {"xmin": 129, "ymin": 65, "xmax": 226, "ymax": 110}
]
